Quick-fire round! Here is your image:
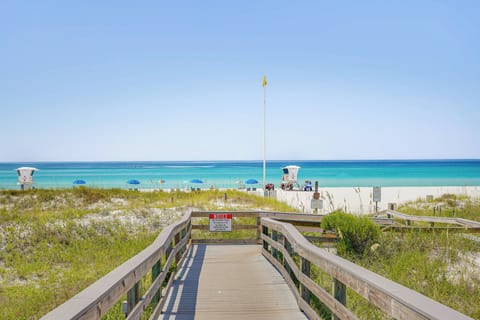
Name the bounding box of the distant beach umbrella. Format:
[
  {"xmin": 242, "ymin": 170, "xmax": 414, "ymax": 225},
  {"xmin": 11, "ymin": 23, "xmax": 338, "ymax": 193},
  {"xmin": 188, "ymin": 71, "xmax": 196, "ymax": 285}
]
[
  {"xmin": 245, "ymin": 178, "xmax": 259, "ymax": 184},
  {"xmin": 127, "ymin": 179, "xmax": 141, "ymax": 185},
  {"xmin": 73, "ymin": 179, "xmax": 86, "ymax": 185},
  {"xmin": 189, "ymin": 179, "xmax": 203, "ymax": 184}
]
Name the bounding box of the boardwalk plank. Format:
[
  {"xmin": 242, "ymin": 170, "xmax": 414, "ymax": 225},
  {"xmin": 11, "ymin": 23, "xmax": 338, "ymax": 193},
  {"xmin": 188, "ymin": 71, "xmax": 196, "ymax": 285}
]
[{"xmin": 160, "ymin": 245, "xmax": 307, "ymax": 320}]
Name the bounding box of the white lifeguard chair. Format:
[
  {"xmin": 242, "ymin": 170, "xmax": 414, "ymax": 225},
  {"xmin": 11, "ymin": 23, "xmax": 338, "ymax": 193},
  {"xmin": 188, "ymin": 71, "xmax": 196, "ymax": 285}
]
[
  {"xmin": 16, "ymin": 167, "xmax": 38, "ymax": 190},
  {"xmin": 281, "ymin": 165, "xmax": 300, "ymax": 190}
]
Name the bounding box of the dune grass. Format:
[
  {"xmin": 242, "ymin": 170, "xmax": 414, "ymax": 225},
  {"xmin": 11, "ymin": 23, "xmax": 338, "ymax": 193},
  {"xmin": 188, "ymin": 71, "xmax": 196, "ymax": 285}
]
[
  {"xmin": 319, "ymin": 195, "xmax": 480, "ymax": 319},
  {"xmin": 0, "ymin": 188, "xmax": 296, "ymax": 320},
  {"xmin": 398, "ymin": 193, "xmax": 480, "ymax": 222},
  {"xmin": 346, "ymin": 229, "xmax": 480, "ymax": 319},
  {"xmin": 3, "ymin": 189, "xmax": 478, "ymax": 319}
]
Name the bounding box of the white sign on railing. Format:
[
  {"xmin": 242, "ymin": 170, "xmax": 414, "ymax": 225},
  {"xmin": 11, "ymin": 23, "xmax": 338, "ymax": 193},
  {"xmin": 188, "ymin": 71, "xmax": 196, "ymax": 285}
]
[{"xmin": 209, "ymin": 213, "xmax": 232, "ymax": 232}]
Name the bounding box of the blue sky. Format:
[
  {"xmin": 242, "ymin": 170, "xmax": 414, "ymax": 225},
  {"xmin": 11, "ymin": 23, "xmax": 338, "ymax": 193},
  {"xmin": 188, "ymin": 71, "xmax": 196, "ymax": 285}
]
[{"xmin": 1, "ymin": 1, "xmax": 479, "ymax": 161}]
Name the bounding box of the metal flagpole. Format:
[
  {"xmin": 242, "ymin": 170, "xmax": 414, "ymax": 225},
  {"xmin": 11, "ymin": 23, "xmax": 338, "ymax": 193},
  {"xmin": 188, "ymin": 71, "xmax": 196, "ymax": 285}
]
[{"xmin": 262, "ymin": 75, "xmax": 267, "ymax": 195}]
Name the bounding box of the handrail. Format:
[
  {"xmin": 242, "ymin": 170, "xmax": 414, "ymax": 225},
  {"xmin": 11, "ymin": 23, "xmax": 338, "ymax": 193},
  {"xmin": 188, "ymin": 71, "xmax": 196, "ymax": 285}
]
[
  {"xmin": 384, "ymin": 209, "xmax": 480, "ymax": 228},
  {"xmin": 41, "ymin": 209, "xmax": 193, "ymax": 320},
  {"xmin": 261, "ymin": 217, "xmax": 473, "ymax": 320}
]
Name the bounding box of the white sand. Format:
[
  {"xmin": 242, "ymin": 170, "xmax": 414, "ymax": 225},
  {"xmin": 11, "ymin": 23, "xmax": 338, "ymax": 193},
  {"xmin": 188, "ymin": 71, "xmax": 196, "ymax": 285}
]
[{"xmin": 266, "ymin": 186, "xmax": 480, "ymax": 214}]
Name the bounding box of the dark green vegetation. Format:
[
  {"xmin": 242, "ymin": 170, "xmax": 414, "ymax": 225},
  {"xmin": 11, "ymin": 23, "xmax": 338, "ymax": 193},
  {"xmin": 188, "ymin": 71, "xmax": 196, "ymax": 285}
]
[
  {"xmin": 321, "ymin": 211, "xmax": 380, "ymax": 257},
  {"xmin": 0, "ymin": 188, "xmax": 294, "ymax": 320}
]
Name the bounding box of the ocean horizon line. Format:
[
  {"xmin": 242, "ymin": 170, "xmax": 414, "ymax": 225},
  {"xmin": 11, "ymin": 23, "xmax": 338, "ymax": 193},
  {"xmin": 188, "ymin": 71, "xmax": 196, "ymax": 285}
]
[{"xmin": 1, "ymin": 158, "xmax": 480, "ymax": 164}]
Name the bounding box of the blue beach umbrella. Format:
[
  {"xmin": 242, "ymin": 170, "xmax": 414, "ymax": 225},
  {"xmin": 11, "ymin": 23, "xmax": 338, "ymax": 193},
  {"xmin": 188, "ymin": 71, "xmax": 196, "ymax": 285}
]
[
  {"xmin": 73, "ymin": 179, "xmax": 86, "ymax": 185},
  {"xmin": 189, "ymin": 179, "xmax": 203, "ymax": 184},
  {"xmin": 245, "ymin": 178, "xmax": 259, "ymax": 185},
  {"xmin": 127, "ymin": 179, "xmax": 141, "ymax": 185}
]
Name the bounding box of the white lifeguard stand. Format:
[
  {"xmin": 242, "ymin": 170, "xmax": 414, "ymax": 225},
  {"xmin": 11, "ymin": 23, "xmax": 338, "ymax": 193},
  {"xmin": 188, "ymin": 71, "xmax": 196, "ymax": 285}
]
[
  {"xmin": 16, "ymin": 167, "xmax": 38, "ymax": 190},
  {"xmin": 281, "ymin": 165, "xmax": 300, "ymax": 190}
]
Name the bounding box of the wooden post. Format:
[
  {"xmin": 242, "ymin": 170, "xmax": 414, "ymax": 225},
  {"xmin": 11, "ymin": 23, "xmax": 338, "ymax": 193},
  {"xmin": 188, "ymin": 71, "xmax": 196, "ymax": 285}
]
[
  {"xmin": 262, "ymin": 225, "xmax": 269, "ymax": 251},
  {"xmin": 283, "ymin": 237, "xmax": 292, "ymax": 275},
  {"xmin": 174, "ymin": 232, "xmax": 181, "ymax": 264},
  {"xmin": 256, "ymin": 216, "xmax": 261, "ymax": 242},
  {"xmin": 182, "ymin": 226, "xmax": 188, "ymax": 254},
  {"xmin": 285, "ymin": 238, "xmax": 297, "ymax": 284},
  {"xmin": 314, "ymin": 181, "xmax": 319, "ymax": 214},
  {"xmin": 152, "ymin": 259, "xmax": 162, "ymax": 306},
  {"xmin": 272, "ymin": 229, "xmax": 279, "ymax": 260},
  {"xmin": 332, "ymin": 278, "xmax": 346, "ymax": 320},
  {"xmin": 301, "ymin": 257, "xmax": 311, "ymax": 304},
  {"xmin": 166, "ymin": 240, "xmax": 173, "ymax": 262},
  {"xmin": 126, "ymin": 282, "xmax": 141, "ymax": 316}
]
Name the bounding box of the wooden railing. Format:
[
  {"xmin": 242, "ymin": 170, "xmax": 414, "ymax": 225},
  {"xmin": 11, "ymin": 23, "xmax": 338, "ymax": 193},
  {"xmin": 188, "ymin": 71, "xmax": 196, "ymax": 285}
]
[
  {"xmin": 190, "ymin": 210, "xmax": 326, "ymax": 244},
  {"xmin": 41, "ymin": 210, "xmax": 473, "ymax": 320},
  {"xmin": 41, "ymin": 210, "xmax": 193, "ymax": 320},
  {"xmin": 384, "ymin": 209, "xmax": 480, "ymax": 231},
  {"xmin": 40, "ymin": 210, "xmax": 324, "ymax": 320},
  {"xmin": 260, "ymin": 217, "xmax": 473, "ymax": 320}
]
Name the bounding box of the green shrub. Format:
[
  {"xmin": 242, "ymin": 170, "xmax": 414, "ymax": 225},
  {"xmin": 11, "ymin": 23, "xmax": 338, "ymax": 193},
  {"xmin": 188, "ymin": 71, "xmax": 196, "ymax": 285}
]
[{"xmin": 321, "ymin": 211, "xmax": 380, "ymax": 257}]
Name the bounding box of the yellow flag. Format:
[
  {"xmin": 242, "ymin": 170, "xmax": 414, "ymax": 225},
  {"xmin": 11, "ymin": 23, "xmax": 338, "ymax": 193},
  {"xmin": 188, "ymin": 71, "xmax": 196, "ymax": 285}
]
[{"xmin": 262, "ymin": 75, "xmax": 267, "ymax": 87}]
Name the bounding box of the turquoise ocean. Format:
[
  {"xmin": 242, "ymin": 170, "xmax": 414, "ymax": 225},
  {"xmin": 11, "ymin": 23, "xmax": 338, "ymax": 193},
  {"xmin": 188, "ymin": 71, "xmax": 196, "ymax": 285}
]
[{"xmin": 0, "ymin": 160, "xmax": 480, "ymax": 190}]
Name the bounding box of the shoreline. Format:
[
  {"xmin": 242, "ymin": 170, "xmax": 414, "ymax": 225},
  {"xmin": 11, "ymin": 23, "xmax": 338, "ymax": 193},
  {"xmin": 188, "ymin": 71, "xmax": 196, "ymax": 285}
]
[{"xmin": 2, "ymin": 185, "xmax": 479, "ymax": 215}]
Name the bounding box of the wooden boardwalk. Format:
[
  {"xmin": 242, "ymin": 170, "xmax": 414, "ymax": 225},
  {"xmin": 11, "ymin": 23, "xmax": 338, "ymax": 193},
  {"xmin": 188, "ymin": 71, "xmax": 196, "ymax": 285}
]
[
  {"xmin": 42, "ymin": 210, "xmax": 475, "ymax": 320},
  {"xmin": 160, "ymin": 244, "xmax": 307, "ymax": 320}
]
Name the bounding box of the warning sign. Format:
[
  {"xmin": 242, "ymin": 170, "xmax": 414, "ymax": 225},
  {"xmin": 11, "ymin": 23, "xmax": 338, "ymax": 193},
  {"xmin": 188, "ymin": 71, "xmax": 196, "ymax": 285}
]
[{"xmin": 209, "ymin": 213, "xmax": 233, "ymax": 232}]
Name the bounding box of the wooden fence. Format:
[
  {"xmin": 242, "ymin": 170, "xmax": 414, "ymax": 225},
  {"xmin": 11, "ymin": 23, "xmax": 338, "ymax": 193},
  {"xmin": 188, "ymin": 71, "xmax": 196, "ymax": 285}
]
[{"xmin": 384, "ymin": 209, "xmax": 480, "ymax": 231}]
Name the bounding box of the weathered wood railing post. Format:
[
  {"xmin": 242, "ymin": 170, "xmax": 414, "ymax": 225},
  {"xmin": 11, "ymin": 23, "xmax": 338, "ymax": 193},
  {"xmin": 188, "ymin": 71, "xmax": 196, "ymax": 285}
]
[
  {"xmin": 166, "ymin": 238, "xmax": 173, "ymax": 262},
  {"xmin": 332, "ymin": 278, "xmax": 346, "ymax": 320},
  {"xmin": 126, "ymin": 282, "xmax": 141, "ymax": 317},
  {"xmin": 262, "ymin": 225, "xmax": 269, "ymax": 251},
  {"xmin": 283, "ymin": 237, "xmax": 292, "ymax": 276},
  {"xmin": 151, "ymin": 259, "xmax": 162, "ymax": 306},
  {"xmin": 272, "ymin": 229, "xmax": 279, "ymax": 260},
  {"xmin": 301, "ymin": 257, "xmax": 311, "ymax": 304},
  {"xmin": 257, "ymin": 216, "xmax": 261, "ymax": 242},
  {"xmin": 174, "ymin": 231, "xmax": 181, "ymax": 264}
]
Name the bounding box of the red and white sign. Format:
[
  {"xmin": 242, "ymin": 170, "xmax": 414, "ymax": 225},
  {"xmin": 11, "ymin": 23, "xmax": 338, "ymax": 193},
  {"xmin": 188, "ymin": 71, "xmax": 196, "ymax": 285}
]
[{"xmin": 209, "ymin": 213, "xmax": 232, "ymax": 232}]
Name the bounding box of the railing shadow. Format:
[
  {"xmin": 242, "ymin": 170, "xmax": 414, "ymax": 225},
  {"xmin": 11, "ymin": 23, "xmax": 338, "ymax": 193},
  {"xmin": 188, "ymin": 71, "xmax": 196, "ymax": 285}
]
[{"xmin": 161, "ymin": 244, "xmax": 206, "ymax": 320}]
